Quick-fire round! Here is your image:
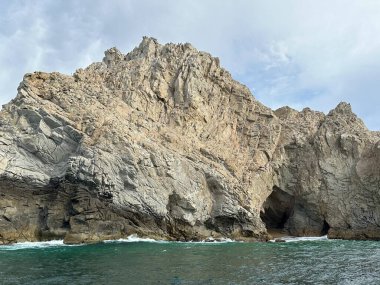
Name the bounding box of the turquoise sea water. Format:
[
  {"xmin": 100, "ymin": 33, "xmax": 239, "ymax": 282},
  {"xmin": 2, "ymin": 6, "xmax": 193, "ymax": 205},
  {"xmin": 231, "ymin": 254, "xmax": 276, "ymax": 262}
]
[{"xmin": 0, "ymin": 236, "xmax": 379, "ymax": 285}]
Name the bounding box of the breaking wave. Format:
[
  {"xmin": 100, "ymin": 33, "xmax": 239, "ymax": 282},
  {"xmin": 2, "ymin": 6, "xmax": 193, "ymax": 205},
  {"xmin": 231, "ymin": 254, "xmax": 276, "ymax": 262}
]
[
  {"xmin": 0, "ymin": 240, "xmax": 66, "ymax": 251},
  {"xmin": 269, "ymin": 235, "xmax": 329, "ymax": 243},
  {"xmin": 0, "ymin": 235, "xmax": 240, "ymax": 250},
  {"xmin": 103, "ymin": 234, "xmax": 167, "ymax": 244},
  {"xmin": 104, "ymin": 234, "xmax": 238, "ymax": 244}
]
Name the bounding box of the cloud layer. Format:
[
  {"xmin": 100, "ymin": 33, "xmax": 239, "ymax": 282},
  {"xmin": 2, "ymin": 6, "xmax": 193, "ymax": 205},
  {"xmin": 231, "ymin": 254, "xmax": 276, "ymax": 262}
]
[{"xmin": 1, "ymin": 0, "xmax": 379, "ymax": 129}]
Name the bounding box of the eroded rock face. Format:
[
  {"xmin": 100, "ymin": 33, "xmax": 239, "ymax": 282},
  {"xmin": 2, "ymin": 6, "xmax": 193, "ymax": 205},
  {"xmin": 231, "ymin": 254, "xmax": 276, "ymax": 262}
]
[
  {"xmin": 0, "ymin": 37, "xmax": 379, "ymax": 244},
  {"xmin": 273, "ymin": 103, "xmax": 380, "ymax": 239}
]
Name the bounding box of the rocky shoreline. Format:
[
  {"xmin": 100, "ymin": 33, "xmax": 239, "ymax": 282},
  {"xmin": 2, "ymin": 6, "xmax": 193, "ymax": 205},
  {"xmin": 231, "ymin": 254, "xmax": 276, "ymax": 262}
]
[{"xmin": 1, "ymin": 37, "xmax": 379, "ymax": 245}]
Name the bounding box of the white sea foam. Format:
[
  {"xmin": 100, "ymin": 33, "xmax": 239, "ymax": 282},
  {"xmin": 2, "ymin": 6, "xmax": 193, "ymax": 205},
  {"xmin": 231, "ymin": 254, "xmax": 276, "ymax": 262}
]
[
  {"xmin": 199, "ymin": 237, "xmax": 238, "ymax": 243},
  {"xmin": 0, "ymin": 240, "xmax": 66, "ymax": 251},
  {"xmin": 104, "ymin": 234, "xmax": 239, "ymax": 244},
  {"xmin": 1, "ymin": 235, "xmax": 239, "ymax": 250},
  {"xmin": 103, "ymin": 234, "xmax": 168, "ymax": 244},
  {"xmin": 269, "ymin": 235, "xmax": 329, "ymax": 243},
  {"xmin": 1, "ymin": 234, "xmax": 326, "ymax": 249}
]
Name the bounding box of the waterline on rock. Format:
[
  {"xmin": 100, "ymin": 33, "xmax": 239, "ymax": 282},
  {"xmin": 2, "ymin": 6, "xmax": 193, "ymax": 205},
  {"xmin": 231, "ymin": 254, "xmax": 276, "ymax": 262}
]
[
  {"xmin": 103, "ymin": 234, "xmax": 167, "ymax": 244},
  {"xmin": 269, "ymin": 235, "xmax": 329, "ymax": 242},
  {"xmin": 0, "ymin": 240, "xmax": 67, "ymax": 251},
  {"xmin": 1, "ymin": 234, "xmax": 332, "ymax": 251},
  {"xmin": 103, "ymin": 234, "xmax": 238, "ymax": 244}
]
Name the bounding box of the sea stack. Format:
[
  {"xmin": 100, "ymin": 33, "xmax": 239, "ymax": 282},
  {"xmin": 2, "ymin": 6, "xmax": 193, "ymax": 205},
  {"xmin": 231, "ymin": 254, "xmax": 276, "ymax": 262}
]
[{"xmin": 0, "ymin": 37, "xmax": 379, "ymax": 244}]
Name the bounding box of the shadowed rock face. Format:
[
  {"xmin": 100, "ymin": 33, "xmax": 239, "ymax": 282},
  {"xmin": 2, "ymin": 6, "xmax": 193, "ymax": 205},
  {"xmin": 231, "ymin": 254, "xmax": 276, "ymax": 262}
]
[
  {"xmin": 260, "ymin": 186, "xmax": 295, "ymax": 230},
  {"xmin": 0, "ymin": 37, "xmax": 379, "ymax": 244}
]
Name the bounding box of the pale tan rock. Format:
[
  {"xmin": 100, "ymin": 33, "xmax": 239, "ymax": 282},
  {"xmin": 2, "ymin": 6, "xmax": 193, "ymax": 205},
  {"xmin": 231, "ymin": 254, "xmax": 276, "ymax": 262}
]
[{"xmin": 0, "ymin": 38, "xmax": 379, "ymax": 244}]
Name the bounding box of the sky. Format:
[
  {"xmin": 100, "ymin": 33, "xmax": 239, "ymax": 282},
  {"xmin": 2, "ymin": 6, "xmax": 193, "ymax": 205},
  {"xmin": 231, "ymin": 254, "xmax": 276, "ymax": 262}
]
[{"xmin": 1, "ymin": 0, "xmax": 380, "ymax": 130}]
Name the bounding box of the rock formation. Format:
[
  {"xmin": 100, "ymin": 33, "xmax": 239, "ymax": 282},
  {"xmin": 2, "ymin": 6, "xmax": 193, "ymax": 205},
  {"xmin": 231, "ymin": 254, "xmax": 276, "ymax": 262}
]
[{"xmin": 0, "ymin": 37, "xmax": 379, "ymax": 244}]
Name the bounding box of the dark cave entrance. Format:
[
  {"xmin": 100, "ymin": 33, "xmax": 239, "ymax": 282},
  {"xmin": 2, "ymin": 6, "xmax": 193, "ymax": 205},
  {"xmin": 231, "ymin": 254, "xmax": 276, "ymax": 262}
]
[
  {"xmin": 260, "ymin": 186, "xmax": 295, "ymax": 232},
  {"xmin": 321, "ymin": 220, "xmax": 330, "ymax": 235}
]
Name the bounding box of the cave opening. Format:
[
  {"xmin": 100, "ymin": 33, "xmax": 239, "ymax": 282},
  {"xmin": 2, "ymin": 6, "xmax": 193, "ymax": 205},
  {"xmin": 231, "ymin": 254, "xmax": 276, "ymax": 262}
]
[
  {"xmin": 321, "ymin": 220, "xmax": 330, "ymax": 235},
  {"xmin": 260, "ymin": 186, "xmax": 295, "ymax": 233}
]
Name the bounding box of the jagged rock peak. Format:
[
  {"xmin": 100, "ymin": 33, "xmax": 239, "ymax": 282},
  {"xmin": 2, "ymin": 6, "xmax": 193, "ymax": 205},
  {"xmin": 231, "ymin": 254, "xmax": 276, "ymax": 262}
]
[
  {"xmin": 103, "ymin": 37, "xmax": 216, "ymax": 70},
  {"xmin": 328, "ymin": 101, "xmax": 353, "ymax": 116},
  {"xmin": 326, "ymin": 101, "xmax": 368, "ymax": 132},
  {"xmin": 124, "ymin": 36, "xmax": 162, "ymax": 60},
  {"xmin": 103, "ymin": 37, "xmax": 163, "ymax": 66},
  {"xmin": 274, "ymin": 106, "xmax": 299, "ymax": 119},
  {"xmin": 103, "ymin": 47, "xmax": 124, "ymax": 67}
]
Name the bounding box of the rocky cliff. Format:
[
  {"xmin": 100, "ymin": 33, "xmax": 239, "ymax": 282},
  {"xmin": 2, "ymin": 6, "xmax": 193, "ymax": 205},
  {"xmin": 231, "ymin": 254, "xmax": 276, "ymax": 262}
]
[{"xmin": 0, "ymin": 37, "xmax": 379, "ymax": 244}]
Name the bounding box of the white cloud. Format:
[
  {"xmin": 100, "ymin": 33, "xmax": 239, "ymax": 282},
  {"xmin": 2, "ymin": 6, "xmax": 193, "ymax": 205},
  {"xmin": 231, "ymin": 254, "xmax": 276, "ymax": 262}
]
[{"xmin": 1, "ymin": 0, "xmax": 380, "ymax": 129}]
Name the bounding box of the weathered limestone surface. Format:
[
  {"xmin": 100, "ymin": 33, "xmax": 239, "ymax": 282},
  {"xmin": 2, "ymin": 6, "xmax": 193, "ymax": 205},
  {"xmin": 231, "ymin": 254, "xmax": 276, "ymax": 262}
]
[
  {"xmin": 0, "ymin": 37, "xmax": 379, "ymax": 244},
  {"xmin": 272, "ymin": 103, "xmax": 380, "ymax": 239}
]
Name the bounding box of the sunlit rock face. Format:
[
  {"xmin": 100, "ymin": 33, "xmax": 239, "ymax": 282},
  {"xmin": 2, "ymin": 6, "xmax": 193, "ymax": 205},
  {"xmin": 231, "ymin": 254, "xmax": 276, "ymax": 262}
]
[{"xmin": 0, "ymin": 37, "xmax": 379, "ymax": 244}]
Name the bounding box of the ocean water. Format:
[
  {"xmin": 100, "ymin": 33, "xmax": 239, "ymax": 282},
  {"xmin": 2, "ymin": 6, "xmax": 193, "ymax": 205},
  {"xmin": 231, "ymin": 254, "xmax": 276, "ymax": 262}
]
[{"xmin": 0, "ymin": 236, "xmax": 379, "ymax": 285}]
